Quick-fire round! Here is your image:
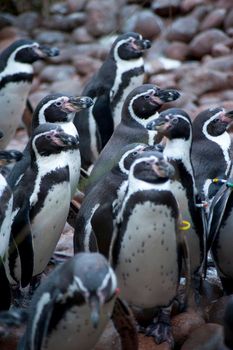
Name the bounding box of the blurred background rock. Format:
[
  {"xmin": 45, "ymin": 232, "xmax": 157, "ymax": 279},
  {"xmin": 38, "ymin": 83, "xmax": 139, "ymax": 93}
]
[{"xmin": 1, "ymin": 0, "xmax": 233, "ymax": 121}]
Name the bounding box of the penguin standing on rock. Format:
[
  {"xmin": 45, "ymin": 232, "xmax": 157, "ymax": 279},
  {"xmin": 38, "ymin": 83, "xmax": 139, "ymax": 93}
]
[
  {"xmin": 191, "ymin": 107, "xmax": 233, "ymax": 200},
  {"xmin": 74, "ymin": 32, "xmax": 151, "ymax": 169},
  {"xmin": 0, "ymin": 39, "xmax": 59, "ymax": 149},
  {"xmin": 85, "ymin": 84, "xmax": 180, "ymax": 192},
  {"xmin": 109, "ymin": 155, "xmax": 184, "ymax": 345},
  {"xmin": 7, "ymin": 94, "xmax": 93, "ymax": 196},
  {"xmin": 4, "ymin": 123, "xmax": 79, "ymax": 292},
  {"xmin": 18, "ymin": 252, "xmax": 119, "ymax": 350},
  {"xmin": 147, "ymin": 108, "xmax": 206, "ymax": 295},
  {"xmin": 74, "ymin": 143, "xmax": 163, "ymax": 254}
]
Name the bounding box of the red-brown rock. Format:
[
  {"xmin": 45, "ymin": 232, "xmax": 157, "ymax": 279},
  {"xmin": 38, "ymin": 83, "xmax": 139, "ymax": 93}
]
[
  {"xmin": 166, "ymin": 16, "xmax": 199, "ymax": 43},
  {"xmin": 200, "ymin": 8, "xmax": 226, "ymax": 30}
]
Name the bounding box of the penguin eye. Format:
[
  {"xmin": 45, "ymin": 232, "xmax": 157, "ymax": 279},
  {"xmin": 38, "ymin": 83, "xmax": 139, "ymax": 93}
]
[
  {"xmin": 213, "ymin": 118, "xmax": 220, "ymax": 123},
  {"xmin": 55, "ymin": 101, "xmax": 63, "ymax": 107},
  {"xmin": 144, "ymin": 95, "xmax": 150, "ymax": 100},
  {"xmin": 132, "ymin": 151, "xmax": 139, "ymax": 156}
]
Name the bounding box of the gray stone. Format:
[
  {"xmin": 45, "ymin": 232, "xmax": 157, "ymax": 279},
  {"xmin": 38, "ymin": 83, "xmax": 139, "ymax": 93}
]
[
  {"xmin": 152, "ymin": 0, "xmax": 181, "ymax": 17},
  {"xmin": 166, "ymin": 16, "xmax": 199, "ymax": 43},
  {"xmin": 200, "ymin": 8, "xmax": 226, "ymax": 31},
  {"xmin": 72, "ymin": 55, "xmax": 102, "ymax": 78},
  {"xmin": 50, "ymin": 2, "xmax": 69, "ymax": 15},
  {"xmin": 72, "ymin": 26, "xmax": 94, "ymax": 44},
  {"xmin": 164, "ymin": 42, "xmax": 190, "ymax": 61},
  {"xmin": 49, "ymin": 77, "xmax": 83, "ymax": 95},
  {"xmin": 86, "ymin": 0, "xmax": 119, "ymax": 37},
  {"xmin": 43, "ymin": 13, "xmax": 86, "ymax": 31},
  {"xmin": 34, "ymin": 30, "xmax": 69, "ymax": 44},
  {"xmin": 204, "ymin": 55, "xmax": 233, "ymax": 72},
  {"xmin": 189, "ymin": 29, "xmax": 229, "ymax": 59},
  {"xmin": 224, "ymin": 8, "xmax": 233, "ymax": 31},
  {"xmin": 40, "ymin": 64, "xmax": 76, "ymax": 83},
  {"xmin": 129, "ymin": 10, "xmax": 163, "ymax": 40},
  {"xmin": 15, "ymin": 11, "xmax": 40, "ymax": 31},
  {"xmin": 67, "ymin": 0, "xmax": 87, "ymax": 12}
]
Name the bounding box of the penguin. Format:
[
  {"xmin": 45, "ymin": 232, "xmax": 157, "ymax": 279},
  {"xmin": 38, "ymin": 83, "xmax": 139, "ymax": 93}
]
[
  {"xmin": 147, "ymin": 108, "xmax": 206, "ymax": 292},
  {"xmin": 206, "ymin": 167, "xmax": 233, "ymax": 294},
  {"xmin": 7, "ymin": 94, "xmax": 93, "ymax": 197},
  {"xmin": 18, "ymin": 252, "xmax": 119, "ymax": 350},
  {"xmin": 224, "ymin": 295, "xmax": 233, "ymax": 348},
  {"xmin": 108, "ymin": 155, "xmax": 185, "ymax": 345},
  {"xmin": 191, "ymin": 107, "xmax": 233, "ymax": 200},
  {"xmin": 0, "ymin": 39, "xmax": 59, "ymax": 149},
  {"xmin": 74, "ymin": 143, "xmax": 163, "ymax": 255},
  {"xmin": 0, "ymin": 171, "xmax": 13, "ymax": 310},
  {"xmin": 85, "ymin": 84, "xmax": 180, "ymax": 192},
  {"xmin": 4, "ymin": 123, "xmax": 79, "ymax": 290},
  {"xmin": 74, "ymin": 32, "xmax": 151, "ymax": 169}
]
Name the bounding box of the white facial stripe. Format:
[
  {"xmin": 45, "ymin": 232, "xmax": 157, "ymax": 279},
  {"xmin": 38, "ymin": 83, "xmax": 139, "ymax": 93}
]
[
  {"xmin": 38, "ymin": 96, "xmax": 68, "ymax": 125},
  {"xmin": 128, "ymin": 89, "xmax": 160, "ymax": 126},
  {"xmin": 110, "ymin": 38, "xmax": 144, "ymax": 103},
  {"xmin": 118, "ymin": 145, "xmax": 144, "ymax": 174},
  {"xmin": 74, "ymin": 275, "xmax": 89, "ymax": 293},
  {"xmin": 0, "ymin": 43, "xmax": 38, "ymax": 78},
  {"xmin": 202, "ymin": 109, "xmax": 231, "ymax": 172},
  {"xmin": 31, "ymin": 292, "xmax": 51, "ymax": 350}
]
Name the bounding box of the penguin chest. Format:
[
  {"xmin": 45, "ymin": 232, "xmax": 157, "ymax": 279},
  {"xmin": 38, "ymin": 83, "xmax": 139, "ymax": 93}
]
[
  {"xmin": 111, "ymin": 74, "xmax": 144, "ymax": 129},
  {"xmin": 116, "ymin": 202, "xmax": 179, "ymax": 308},
  {"xmin": 66, "ymin": 149, "xmax": 81, "ymax": 197},
  {"xmin": 30, "ymin": 181, "xmax": 71, "ymax": 276},
  {"xmin": 0, "ymin": 188, "xmax": 13, "ymax": 258},
  {"xmin": 170, "ymin": 180, "xmax": 202, "ymax": 274},
  {"xmin": 212, "ymin": 209, "xmax": 233, "ymax": 278},
  {"xmin": 42, "ymin": 300, "xmax": 115, "ymax": 350},
  {"xmin": 0, "ymin": 81, "xmax": 31, "ymax": 147}
]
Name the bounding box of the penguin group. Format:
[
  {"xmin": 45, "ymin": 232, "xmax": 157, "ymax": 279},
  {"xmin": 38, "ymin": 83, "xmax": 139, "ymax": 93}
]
[{"xmin": 0, "ymin": 30, "xmax": 233, "ymax": 350}]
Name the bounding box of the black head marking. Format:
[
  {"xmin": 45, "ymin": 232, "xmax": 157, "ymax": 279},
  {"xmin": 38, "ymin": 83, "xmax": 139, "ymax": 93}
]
[
  {"xmin": 193, "ymin": 107, "xmax": 233, "ymax": 138},
  {"xmin": 111, "ymin": 32, "xmax": 151, "ymax": 61},
  {"xmin": 30, "ymin": 123, "xmax": 79, "ymax": 157},
  {"xmin": 147, "ymin": 108, "xmax": 192, "ymax": 140},
  {"xmin": 32, "ymin": 93, "xmax": 93, "ymax": 129},
  {"xmin": 130, "ymin": 155, "xmax": 175, "ymax": 184},
  {"xmin": 123, "ymin": 84, "xmax": 180, "ymax": 122}
]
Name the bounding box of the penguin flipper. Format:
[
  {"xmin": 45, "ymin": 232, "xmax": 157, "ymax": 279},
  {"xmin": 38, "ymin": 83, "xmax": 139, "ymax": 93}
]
[
  {"xmin": 31, "ymin": 293, "xmax": 56, "ymax": 350},
  {"xmin": 91, "ymin": 203, "xmax": 114, "ymax": 259},
  {"xmin": 111, "ymin": 298, "xmax": 138, "ymax": 350},
  {"xmin": 207, "ymin": 183, "xmax": 232, "ymax": 251},
  {"xmin": 0, "ymin": 257, "xmax": 11, "ymax": 310},
  {"xmin": 11, "ymin": 202, "xmax": 33, "ymax": 288}
]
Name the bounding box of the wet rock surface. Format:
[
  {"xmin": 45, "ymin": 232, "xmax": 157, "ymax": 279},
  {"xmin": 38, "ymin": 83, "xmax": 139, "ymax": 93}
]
[{"xmin": 1, "ymin": 0, "xmax": 233, "ymax": 349}]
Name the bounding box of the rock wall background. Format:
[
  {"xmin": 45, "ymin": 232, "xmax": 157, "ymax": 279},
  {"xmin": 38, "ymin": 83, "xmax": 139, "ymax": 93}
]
[{"xmin": 1, "ymin": 0, "xmax": 233, "ymax": 121}]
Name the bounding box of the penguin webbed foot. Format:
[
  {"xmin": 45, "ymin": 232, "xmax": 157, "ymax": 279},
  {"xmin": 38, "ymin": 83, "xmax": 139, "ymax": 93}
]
[{"xmin": 145, "ymin": 308, "xmax": 174, "ymax": 347}]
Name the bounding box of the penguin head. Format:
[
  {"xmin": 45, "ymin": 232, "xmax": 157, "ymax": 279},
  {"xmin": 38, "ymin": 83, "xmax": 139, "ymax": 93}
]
[
  {"xmin": 70, "ymin": 253, "xmax": 118, "ymax": 328},
  {"xmin": 118, "ymin": 143, "xmax": 164, "ymax": 174},
  {"xmin": 129, "ymin": 155, "xmax": 175, "ymax": 185},
  {"xmin": 193, "ymin": 107, "xmax": 233, "ymax": 139},
  {"xmin": 147, "ymin": 108, "xmax": 192, "ymax": 140},
  {"xmin": 32, "ymin": 93, "xmax": 93, "ymax": 129},
  {"xmin": 31, "ymin": 123, "xmax": 79, "ymax": 157},
  {"xmin": 1, "ymin": 39, "xmax": 59, "ymax": 67},
  {"xmin": 123, "ymin": 84, "xmax": 180, "ymax": 125},
  {"xmin": 112, "ymin": 32, "xmax": 151, "ymax": 60}
]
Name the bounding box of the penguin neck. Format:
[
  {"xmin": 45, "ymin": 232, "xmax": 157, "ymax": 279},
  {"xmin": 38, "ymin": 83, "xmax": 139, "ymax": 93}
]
[
  {"xmin": 0, "ymin": 55, "xmax": 33, "ymax": 78},
  {"xmin": 163, "ymin": 137, "xmax": 193, "ymax": 176},
  {"xmin": 33, "ymin": 151, "xmax": 68, "ymax": 176},
  {"xmin": 202, "ymin": 129, "xmax": 231, "ymax": 174}
]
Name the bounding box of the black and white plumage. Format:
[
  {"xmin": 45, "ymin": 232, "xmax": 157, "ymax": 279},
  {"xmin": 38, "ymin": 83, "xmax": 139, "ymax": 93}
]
[
  {"xmin": 191, "ymin": 107, "xmax": 233, "ymax": 200},
  {"xmin": 7, "ymin": 94, "xmax": 93, "ymax": 196},
  {"xmin": 18, "ymin": 252, "xmax": 118, "ymax": 350},
  {"xmin": 85, "ymin": 84, "xmax": 180, "ymax": 192},
  {"xmin": 0, "ymin": 39, "xmax": 59, "ymax": 149},
  {"xmin": 147, "ymin": 108, "xmax": 205, "ymax": 283},
  {"xmin": 74, "ymin": 143, "xmax": 163, "ymax": 255},
  {"xmin": 74, "ymin": 32, "xmax": 151, "ymax": 169},
  {"xmin": 0, "ymin": 172, "xmax": 13, "ymax": 310},
  {"xmin": 5, "ymin": 123, "xmax": 79, "ymax": 288},
  {"xmin": 109, "ymin": 155, "xmax": 183, "ymax": 345}
]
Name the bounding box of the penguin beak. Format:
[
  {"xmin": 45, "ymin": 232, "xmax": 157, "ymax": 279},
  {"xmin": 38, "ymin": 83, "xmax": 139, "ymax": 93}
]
[
  {"xmin": 221, "ymin": 110, "xmax": 233, "ymax": 124},
  {"xmin": 50, "ymin": 131, "xmax": 79, "ymax": 147},
  {"xmin": 131, "ymin": 38, "xmax": 151, "ymax": 51},
  {"xmin": 157, "ymin": 89, "xmax": 180, "ymax": 103},
  {"xmin": 152, "ymin": 159, "xmax": 175, "ymax": 179},
  {"xmin": 147, "ymin": 115, "xmax": 173, "ymax": 133},
  {"xmin": 0, "ymin": 150, "xmax": 23, "ymax": 166},
  {"xmin": 34, "ymin": 45, "xmax": 60, "ymax": 58},
  {"xmin": 63, "ymin": 97, "xmax": 94, "ymax": 112},
  {"xmin": 89, "ymin": 295, "xmax": 101, "ymax": 329}
]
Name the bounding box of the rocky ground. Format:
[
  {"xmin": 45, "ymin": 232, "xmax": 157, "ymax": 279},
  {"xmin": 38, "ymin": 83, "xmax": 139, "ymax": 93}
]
[{"xmin": 1, "ymin": 0, "xmax": 233, "ymax": 349}]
